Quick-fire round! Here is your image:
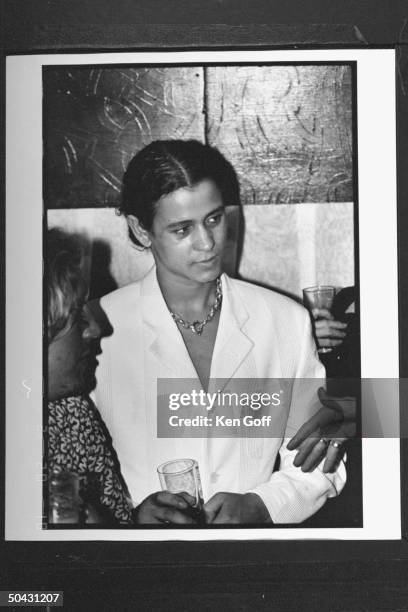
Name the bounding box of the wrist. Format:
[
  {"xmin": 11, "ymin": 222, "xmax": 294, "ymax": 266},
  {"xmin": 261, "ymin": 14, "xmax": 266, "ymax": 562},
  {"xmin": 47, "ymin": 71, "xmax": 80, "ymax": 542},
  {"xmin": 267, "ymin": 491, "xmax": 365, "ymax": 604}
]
[
  {"xmin": 131, "ymin": 504, "xmax": 141, "ymax": 524},
  {"xmin": 244, "ymin": 493, "xmax": 273, "ymax": 524}
]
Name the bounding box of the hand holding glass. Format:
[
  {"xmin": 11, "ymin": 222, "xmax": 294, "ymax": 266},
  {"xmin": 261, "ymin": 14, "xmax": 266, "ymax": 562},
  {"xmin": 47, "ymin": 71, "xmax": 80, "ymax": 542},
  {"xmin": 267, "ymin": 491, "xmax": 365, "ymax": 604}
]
[
  {"xmin": 303, "ymin": 286, "xmax": 336, "ymax": 353},
  {"xmin": 157, "ymin": 459, "xmax": 204, "ymax": 520}
]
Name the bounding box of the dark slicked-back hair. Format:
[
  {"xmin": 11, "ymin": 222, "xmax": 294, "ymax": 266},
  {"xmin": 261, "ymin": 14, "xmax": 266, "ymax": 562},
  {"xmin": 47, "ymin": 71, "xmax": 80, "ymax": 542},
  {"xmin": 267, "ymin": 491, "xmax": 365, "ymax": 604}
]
[{"xmin": 119, "ymin": 140, "xmax": 240, "ymax": 248}]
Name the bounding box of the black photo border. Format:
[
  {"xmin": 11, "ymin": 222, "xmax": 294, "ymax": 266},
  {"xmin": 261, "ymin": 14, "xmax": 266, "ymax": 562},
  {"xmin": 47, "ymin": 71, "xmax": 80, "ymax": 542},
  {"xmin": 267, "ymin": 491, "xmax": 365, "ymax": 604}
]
[{"xmin": 2, "ymin": 15, "xmax": 408, "ymax": 607}]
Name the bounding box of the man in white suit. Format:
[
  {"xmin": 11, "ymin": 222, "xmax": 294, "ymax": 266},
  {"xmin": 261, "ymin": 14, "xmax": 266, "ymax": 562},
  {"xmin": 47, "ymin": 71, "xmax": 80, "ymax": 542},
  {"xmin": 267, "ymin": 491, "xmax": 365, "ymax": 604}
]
[{"xmin": 93, "ymin": 140, "xmax": 346, "ymax": 524}]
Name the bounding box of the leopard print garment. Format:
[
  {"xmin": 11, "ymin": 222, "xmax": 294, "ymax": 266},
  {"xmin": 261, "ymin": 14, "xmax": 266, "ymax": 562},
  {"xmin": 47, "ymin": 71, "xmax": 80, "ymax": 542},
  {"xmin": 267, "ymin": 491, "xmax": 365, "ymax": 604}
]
[{"xmin": 47, "ymin": 395, "xmax": 133, "ymax": 525}]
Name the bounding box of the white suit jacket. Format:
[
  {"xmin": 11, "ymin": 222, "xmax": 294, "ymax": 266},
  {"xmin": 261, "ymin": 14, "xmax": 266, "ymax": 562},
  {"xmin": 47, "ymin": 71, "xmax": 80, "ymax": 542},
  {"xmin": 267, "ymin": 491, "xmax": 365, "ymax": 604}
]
[{"xmin": 93, "ymin": 266, "xmax": 346, "ymax": 523}]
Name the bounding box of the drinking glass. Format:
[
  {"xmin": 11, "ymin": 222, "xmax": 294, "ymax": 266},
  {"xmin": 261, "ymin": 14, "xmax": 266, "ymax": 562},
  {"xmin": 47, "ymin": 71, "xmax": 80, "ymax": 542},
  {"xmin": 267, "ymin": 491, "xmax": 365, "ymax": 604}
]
[
  {"xmin": 303, "ymin": 285, "xmax": 336, "ymax": 354},
  {"xmin": 157, "ymin": 458, "xmax": 204, "ymax": 516},
  {"xmin": 303, "ymin": 285, "xmax": 336, "ymax": 312},
  {"xmin": 48, "ymin": 470, "xmax": 82, "ymax": 524}
]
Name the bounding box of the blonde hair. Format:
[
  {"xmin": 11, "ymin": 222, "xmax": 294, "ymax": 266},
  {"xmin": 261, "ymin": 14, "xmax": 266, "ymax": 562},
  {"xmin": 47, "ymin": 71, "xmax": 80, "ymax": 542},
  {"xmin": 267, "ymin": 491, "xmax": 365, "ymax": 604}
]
[{"xmin": 47, "ymin": 228, "xmax": 87, "ymax": 341}]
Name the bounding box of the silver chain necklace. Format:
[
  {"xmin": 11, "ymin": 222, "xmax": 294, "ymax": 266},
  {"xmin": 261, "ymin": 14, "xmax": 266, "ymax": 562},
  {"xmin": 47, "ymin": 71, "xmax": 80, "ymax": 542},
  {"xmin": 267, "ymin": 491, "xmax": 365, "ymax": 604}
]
[{"xmin": 169, "ymin": 277, "xmax": 222, "ymax": 336}]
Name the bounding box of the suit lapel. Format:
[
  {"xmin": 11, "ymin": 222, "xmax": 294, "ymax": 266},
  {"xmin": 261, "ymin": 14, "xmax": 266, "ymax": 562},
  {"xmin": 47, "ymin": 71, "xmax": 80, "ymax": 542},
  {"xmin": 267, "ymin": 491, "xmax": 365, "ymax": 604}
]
[
  {"xmin": 140, "ymin": 269, "xmax": 255, "ymax": 387},
  {"xmin": 141, "ymin": 267, "xmax": 198, "ymax": 380},
  {"xmin": 208, "ymin": 275, "xmax": 254, "ymax": 393}
]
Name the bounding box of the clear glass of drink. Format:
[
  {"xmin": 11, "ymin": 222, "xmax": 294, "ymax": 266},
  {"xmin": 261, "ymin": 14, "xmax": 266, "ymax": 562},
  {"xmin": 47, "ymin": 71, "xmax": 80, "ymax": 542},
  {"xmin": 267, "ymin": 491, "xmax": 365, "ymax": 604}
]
[
  {"xmin": 303, "ymin": 285, "xmax": 336, "ymax": 353},
  {"xmin": 303, "ymin": 285, "xmax": 336, "ymax": 311},
  {"xmin": 157, "ymin": 458, "xmax": 204, "ymax": 520},
  {"xmin": 48, "ymin": 470, "xmax": 82, "ymax": 525}
]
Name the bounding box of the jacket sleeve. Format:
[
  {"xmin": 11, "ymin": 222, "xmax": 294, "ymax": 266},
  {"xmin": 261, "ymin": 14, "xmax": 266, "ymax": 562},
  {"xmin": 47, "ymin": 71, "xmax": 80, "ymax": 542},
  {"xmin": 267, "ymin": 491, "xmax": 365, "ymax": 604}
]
[{"xmin": 249, "ymin": 309, "xmax": 347, "ymax": 523}]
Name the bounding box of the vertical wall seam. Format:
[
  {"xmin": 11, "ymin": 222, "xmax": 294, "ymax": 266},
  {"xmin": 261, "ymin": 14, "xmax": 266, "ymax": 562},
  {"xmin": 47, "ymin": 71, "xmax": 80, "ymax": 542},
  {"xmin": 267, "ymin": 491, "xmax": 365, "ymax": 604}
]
[{"xmin": 203, "ymin": 66, "xmax": 209, "ymax": 144}]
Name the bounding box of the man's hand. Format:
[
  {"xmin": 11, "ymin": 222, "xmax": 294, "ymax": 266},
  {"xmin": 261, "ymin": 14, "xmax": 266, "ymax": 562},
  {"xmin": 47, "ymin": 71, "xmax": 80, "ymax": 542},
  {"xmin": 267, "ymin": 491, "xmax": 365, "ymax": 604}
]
[
  {"xmin": 287, "ymin": 388, "xmax": 356, "ymax": 473},
  {"xmin": 204, "ymin": 492, "xmax": 271, "ymax": 524},
  {"xmin": 312, "ymin": 308, "xmax": 347, "ymax": 350},
  {"xmin": 134, "ymin": 491, "xmax": 198, "ymax": 524}
]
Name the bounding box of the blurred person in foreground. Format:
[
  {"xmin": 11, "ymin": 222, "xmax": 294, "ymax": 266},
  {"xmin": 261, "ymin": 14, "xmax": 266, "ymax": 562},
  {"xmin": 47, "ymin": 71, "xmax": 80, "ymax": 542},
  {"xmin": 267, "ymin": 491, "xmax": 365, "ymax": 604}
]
[{"xmin": 46, "ymin": 228, "xmax": 134, "ymax": 525}]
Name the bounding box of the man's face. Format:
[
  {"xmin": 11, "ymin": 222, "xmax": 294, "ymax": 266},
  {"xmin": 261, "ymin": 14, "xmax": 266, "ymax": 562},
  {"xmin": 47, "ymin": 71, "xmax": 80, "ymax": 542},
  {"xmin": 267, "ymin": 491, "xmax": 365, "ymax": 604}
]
[
  {"xmin": 48, "ymin": 304, "xmax": 101, "ymax": 401},
  {"xmin": 147, "ymin": 179, "xmax": 227, "ymax": 286}
]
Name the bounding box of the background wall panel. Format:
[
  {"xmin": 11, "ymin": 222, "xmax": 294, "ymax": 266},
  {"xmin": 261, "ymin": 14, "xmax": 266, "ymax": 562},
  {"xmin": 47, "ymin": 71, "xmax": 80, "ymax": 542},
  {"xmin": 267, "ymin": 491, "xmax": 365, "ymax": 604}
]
[
  {"xmin": 44, "ymin": 66, "xmax": 205, "ymax": 208},
  {"xmin": 206, "ymin": 64, "xmax": 353, "ymax": 205},
  {"xmin": 238, "ymin": 202, "xmax": 354, "ymax": 297}
]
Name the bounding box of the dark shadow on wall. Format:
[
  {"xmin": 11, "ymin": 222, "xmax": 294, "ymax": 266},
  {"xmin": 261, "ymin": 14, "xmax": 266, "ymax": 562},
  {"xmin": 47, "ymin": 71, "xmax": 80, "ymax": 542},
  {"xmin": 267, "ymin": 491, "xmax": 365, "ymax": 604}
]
[{"xmin": 89, "ymin": 239, "xmax": 118, "ymax": 300}]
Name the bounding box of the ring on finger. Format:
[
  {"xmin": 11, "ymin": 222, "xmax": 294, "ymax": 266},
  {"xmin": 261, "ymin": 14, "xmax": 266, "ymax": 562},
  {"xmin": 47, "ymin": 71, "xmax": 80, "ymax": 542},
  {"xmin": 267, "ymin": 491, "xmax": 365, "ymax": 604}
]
[
  {"xmin": 330, "ymin": 440, "xmax": 343, "ymax": 449},
  {"xmin": 318, "ymin": 437, "xmax": 330, "ymax": 446}
]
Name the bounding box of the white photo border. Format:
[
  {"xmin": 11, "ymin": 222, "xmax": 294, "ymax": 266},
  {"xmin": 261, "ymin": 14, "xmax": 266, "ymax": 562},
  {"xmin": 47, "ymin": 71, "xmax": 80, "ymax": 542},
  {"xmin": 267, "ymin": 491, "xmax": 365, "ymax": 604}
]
[{"xmin": 5, "ymin": 49, "xmax": 400, "ymax": 541}]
